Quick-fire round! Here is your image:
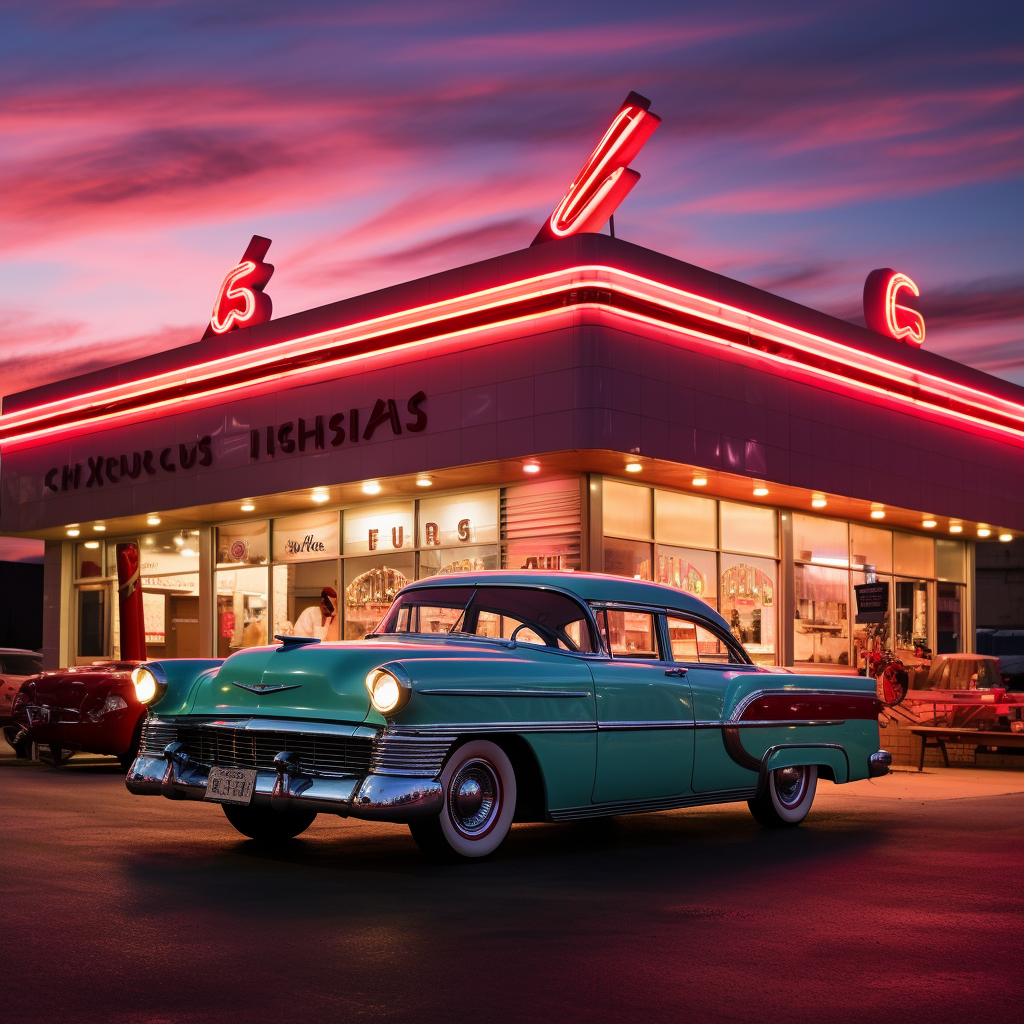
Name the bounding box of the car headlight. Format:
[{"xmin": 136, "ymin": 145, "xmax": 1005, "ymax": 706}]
[
  {"xmin": 131, "ymin": 667, "xmax": 164, "ymax": 705},
  {"xmin": 365, "ymin": 664, "xmax": 412, "ymax": 715}
]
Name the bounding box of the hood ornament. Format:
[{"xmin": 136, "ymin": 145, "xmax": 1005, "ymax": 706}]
[{"xmin": 232, "ymin": 682, "xmax": 302, "ymax": 694}]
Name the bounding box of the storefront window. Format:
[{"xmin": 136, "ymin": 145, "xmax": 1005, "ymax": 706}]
[
  {"xmin": 603, "ymin": 480, "xmax": 652, "ymax": 540},
  {"xmin": 850, "ymin": 524, "xmax": 892, "ymax": 573},
  {"xmin": 419, "ymin": 545, "xmax": 499, "ymax": 578},
  {"xmin": 655, "ymin": 544, "xmax": 717, "ymax": 609},
  {"xmin": 142, "ymin": 573, "xmax": 201, "ymax": 658},
  {"xmin": 604, "ymin": 538, "xmax": 652, "ymax": 580},
  {"xmin": 720, "ymin": 502, "xmax": 776, "ymax": 557},
  {"xmin": 894, "ymin": 579, "xmax": 929, "ymax": 660},
  {"xmin": 793, "ymin": 516, "xmax": 849, "ymax": 567},
  {"xmin": 936, "ymin": 539, "xmax": 966, "ymax": 582},
  {"xmin": 272, "ymin": 561, "xmax": 339, "ymax": 639},
  {"xmin": 141, "ymin": 530, "xmax": 202, "ymax": 577},
  {"xmin": 75, "ymin": 542, "xmax": 105, "ymax": 579},
  {"xmin": 343, "ymin": 554, "xmax": 414, "ymax": 638},
  {"xmin": 655, "ymin": 490, "xmax": 716, "ymax": 548},
  {"xmin": 894, "ymin": 533, "xmax": 934, "ymax": 578},
  {"xmin": 793, "ymin": 564, "xmax": 850, "ymax": 665},
  {"xmin": 216, "ymin": 567, "xmax": 269, "ymax": 656},
  {"xmin": 77, "ymin": 586, "xmax": 107, "ymax": 658},
  {"xmin": 216, "ymin": 521, "xmax": 268, "ymax": 566},
  {"xmin": 720, "ymin": 554, "xmax": 776, "ymax": 665},
  {"xmin": 936, "ymin": 583, "xmax": 964, "ymax": 654},
  {"xmin": 344, "ymin": 502, "xmax": 414, "ymax": 556}
]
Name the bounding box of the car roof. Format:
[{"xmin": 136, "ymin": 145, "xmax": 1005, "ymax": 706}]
[
  {"xmin": 0, "ymin": 648, "xmax": 41, "ymax": 655},
  {"xmin": 399, "ymin": 571, "xmax": 734, "ymax": 631},
  {"xmin": 932, "ymin": 653, "xmax": 997, "ymax": 662}
]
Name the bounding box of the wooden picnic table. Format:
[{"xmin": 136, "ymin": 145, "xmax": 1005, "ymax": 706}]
[{"xmin": 908, "ymin": 725, "xmax": 1024, "ymax": 770}]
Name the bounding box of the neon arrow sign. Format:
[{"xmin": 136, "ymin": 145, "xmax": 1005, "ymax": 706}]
[
  {"xmin": 532, "ymin": 91, "xmax": 661, "ymax": 245},
  {"xmin": 206, "ymin": 235, "xmax": 274, "ymax": 337},
  {"xmin": 864, "ymin": 268, "xmax": 925, "ymax": 346}
]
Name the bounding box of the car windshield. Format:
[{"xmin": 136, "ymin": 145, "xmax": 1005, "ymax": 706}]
[
  {"xmin": 1, "ymin": 654, "xmax": 42, "ymax": 675},
  {"xmin": 377, "ymin": 585, "xmax": 598, "ymax": 652}
]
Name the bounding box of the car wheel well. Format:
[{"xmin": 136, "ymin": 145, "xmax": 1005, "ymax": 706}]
[{"xmin": 446, "ymin": 734, "xmax": 546, "ymax": 823}]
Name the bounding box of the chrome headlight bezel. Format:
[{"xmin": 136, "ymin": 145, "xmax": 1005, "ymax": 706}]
[
  {"xmin": 131, "ymin": 665, "xmax": 167, "ymax": 706},
  {"xmin": 365, "ymin": 662, "xmax": 412, "ymax": 716}
]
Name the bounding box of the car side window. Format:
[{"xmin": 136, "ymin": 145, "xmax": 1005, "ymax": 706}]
[
  {"xmin": 665, "ymin": 615, "xmax": 745, "ymax": 665},
  {"xmin": 598, "ymin": 609, "xmax": 661, "ymax": 659}
]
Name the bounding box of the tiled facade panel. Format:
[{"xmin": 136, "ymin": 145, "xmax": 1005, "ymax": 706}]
[{"xmin": 4, "ymin": 306, "xmax": 1024, "ymax": 533}]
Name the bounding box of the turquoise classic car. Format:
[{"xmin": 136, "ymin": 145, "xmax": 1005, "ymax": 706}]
[{"xmin": 126, "ymin": 572, "xmax": 890, "ymax": 858}]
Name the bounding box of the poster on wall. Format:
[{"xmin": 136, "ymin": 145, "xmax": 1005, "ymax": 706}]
[
  {"xmin": 143, "ymin": 591, "xmax": 165, "ymax": 644},
  {"xmin": 272, "ymin": 511, "xmax": 340, "ymax": 562}
]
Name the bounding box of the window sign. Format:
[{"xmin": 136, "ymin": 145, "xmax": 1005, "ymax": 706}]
[
  {"xmin": 273, "ymin": 511, "xmax": 340, "ymax": 562},
  {"xmin": 216, "ymin": 521, "xmax": 268, "ymax": 566},
  {"xmin": 343, "ymin": 502, "xmax": 414, "ymax": 556},
  {"xmin": 418, "ymin": 490, "xmax": 499, "ymax": 548}
]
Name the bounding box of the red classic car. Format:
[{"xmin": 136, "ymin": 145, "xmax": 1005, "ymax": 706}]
[{"xmin": 10, "ymin": 661, "xmax": 146, "ymax": 767}]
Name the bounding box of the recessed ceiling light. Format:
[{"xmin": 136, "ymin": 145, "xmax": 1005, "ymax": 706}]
[
  {"xmin": 870, "ymin": 510, "xmax": 885, "ymax": 519},
  {"xmin": 523, "ymin": 463, "xmax": 540, "ymax": 474},
  {"xmin": 240, "ymin": 502, "xmax": 255, "ymax": 512},
  {"xmin": 977, "ymin": 528, "xmax": 991, "ymax": 537},
  {"xmin": 811, "ymin": 495, "xmax": 827, "ymax": 508},
  {"xmin": 691, "ymin": 475, "xmax": 707, "ymax": 487},
  {"xmin": 67, "ymin": 529, "xmax": 80, "ymax": 537},
  {"xmin": 753, "ymin": 485, "xmax": 769, "ymax": 497},
  {"xmin": 625, "ymin": 463, "xmax": 642, "ymax": 473},
  {"xmin": 416, "ymin": 477, "xmax": 432, "ymax": 487},
  {"xmin": 312, "ymin": 492, "xmax": 332, "ymax": 502},
  {"xmin": 361, "ymin": 482, "xmax": 381, "ymax": 496},
  {"xmin": 146, "ymin": 516, "xmax": 161, "ymax": 526},
  {"xmin": 999, "ymin": 533, "xmax": 1012, "ymax": 542},
  {"xmin": 949, "ymin": 524, "xmax": 963, "ymax": 533},
  {"xmin": 84, "ymin": 541, "xmax": 100, "ymax": 549},
  {"xmin": 93, "ymin": 524, "xmax": 106, "ymax": 532}
]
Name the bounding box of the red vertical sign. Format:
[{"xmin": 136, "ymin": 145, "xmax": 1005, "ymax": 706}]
[{"xmin": 116, "ymin": 542, "xmax": 147, "ymax": 661}]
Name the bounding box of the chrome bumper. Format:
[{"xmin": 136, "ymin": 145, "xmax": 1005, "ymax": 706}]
[
  {"xmin": 125, "ymin": 748, "xmax": 442, "ymax": 822},
  {"xmin": 868, "ymin": 749, "xmax": 892, "ymax": 778}
]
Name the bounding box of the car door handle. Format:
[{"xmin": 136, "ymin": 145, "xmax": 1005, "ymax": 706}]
[{"xmin": 664, "ymin": 668, "xmax": 687, "ymax": 677}]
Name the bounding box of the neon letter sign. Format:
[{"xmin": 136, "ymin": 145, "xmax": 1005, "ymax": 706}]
[
  {"xmin": 206, "ymin": 235, "xmax": 274, "ymax": 336},
  {"xmin": 864, "ymin": 268, "xmax": 925, "ymax": 346},
  {"xmin": 532, "ymin": 91, "xmax": 661, "ymax": 245}
]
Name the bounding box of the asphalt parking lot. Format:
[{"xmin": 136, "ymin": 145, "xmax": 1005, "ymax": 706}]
[{"xmin": 2, "ymin": 760, "xmax": 1022, "ymax": 1024}]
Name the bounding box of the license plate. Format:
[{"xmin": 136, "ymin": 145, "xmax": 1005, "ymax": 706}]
[{"xmin": 204, "ymin": 767, "xmax": 257, "ymax": 805}]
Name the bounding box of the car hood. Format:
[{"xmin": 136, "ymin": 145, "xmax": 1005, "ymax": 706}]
[
  {"xmin": 20, "ymin": 663, "xmax": 141, "ymax": 713},
  {"xmin": 184, "ymin": 636, "xmax": 517, "ymax": 724}
]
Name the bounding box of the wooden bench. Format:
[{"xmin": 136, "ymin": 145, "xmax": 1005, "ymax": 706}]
[{"xmin": 909, "ymin": 726, "xmax": 1024, "ymax": 770}]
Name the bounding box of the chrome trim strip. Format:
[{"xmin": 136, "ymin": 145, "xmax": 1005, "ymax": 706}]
[
  {"xmin": 549, "ymin": 786, "xmax": 758, "ymax": 821},
  {"xmin": 418, "ymin": 688, "xmax": 592, "ymax": 698},
  {"xmin": 599, "ymin": 719, "xmax": 844, "ymax": 731},
  {"xmin": 147, "ymin": 716, "xmax": 379, "ymax": 739},
  {"xmin": 730, "ymin": 687, "xmax": 877, "ymax": 723},
  {"xmin": 387, "ymin": 721, "xmax": 597, "ymax": 735}
]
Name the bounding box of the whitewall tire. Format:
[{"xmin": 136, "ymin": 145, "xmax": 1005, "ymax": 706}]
[
  {"xmin": 748, "ymin": 765, "xmax": 818, "ymax": 827},
  {"xmin": 409, "ymin": 739, "xmax": 517, "ymax": 859}
]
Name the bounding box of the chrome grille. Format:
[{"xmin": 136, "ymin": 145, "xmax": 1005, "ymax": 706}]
[
  {"xmin": 141, "ymin": 719, "xmax": 373, "ymax": 777},
  {"xmin": 369, "ymin": 733, "xmax": 456, "ymax": 778},
  {"xmin": 140, "ymin": 719, "xmax": 179, "ymax": 756}
]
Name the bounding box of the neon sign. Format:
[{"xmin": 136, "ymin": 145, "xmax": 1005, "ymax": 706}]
[
  {"xmin": 207, "ymin": 235, "xmax": 274, "ymax": 336},
  {"xmin": 864, "ymin": 268, "xmax": 925, "ymax": 346},
  {"xmin": 532, "ymin": 91, "xmax": 660, "ymax": 245}
]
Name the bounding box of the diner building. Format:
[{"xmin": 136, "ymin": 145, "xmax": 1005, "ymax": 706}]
[{"xmin": 2, "ymin": 233, "xmax": 1022, "ymax": 679}]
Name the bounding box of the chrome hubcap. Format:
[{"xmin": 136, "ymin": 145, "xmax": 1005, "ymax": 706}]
[
  {"xmin": 774, "ymin": 766, "xmax": 808, "ymax": 809},
  {"xmin": 448, "ymin": 759, "xmax": 500, "ymax": 837}
]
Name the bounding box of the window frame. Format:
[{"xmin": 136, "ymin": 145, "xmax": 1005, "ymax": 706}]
[{"xmin": 661, "ymin": 609, "xmax": 751, "ymax": 667}]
